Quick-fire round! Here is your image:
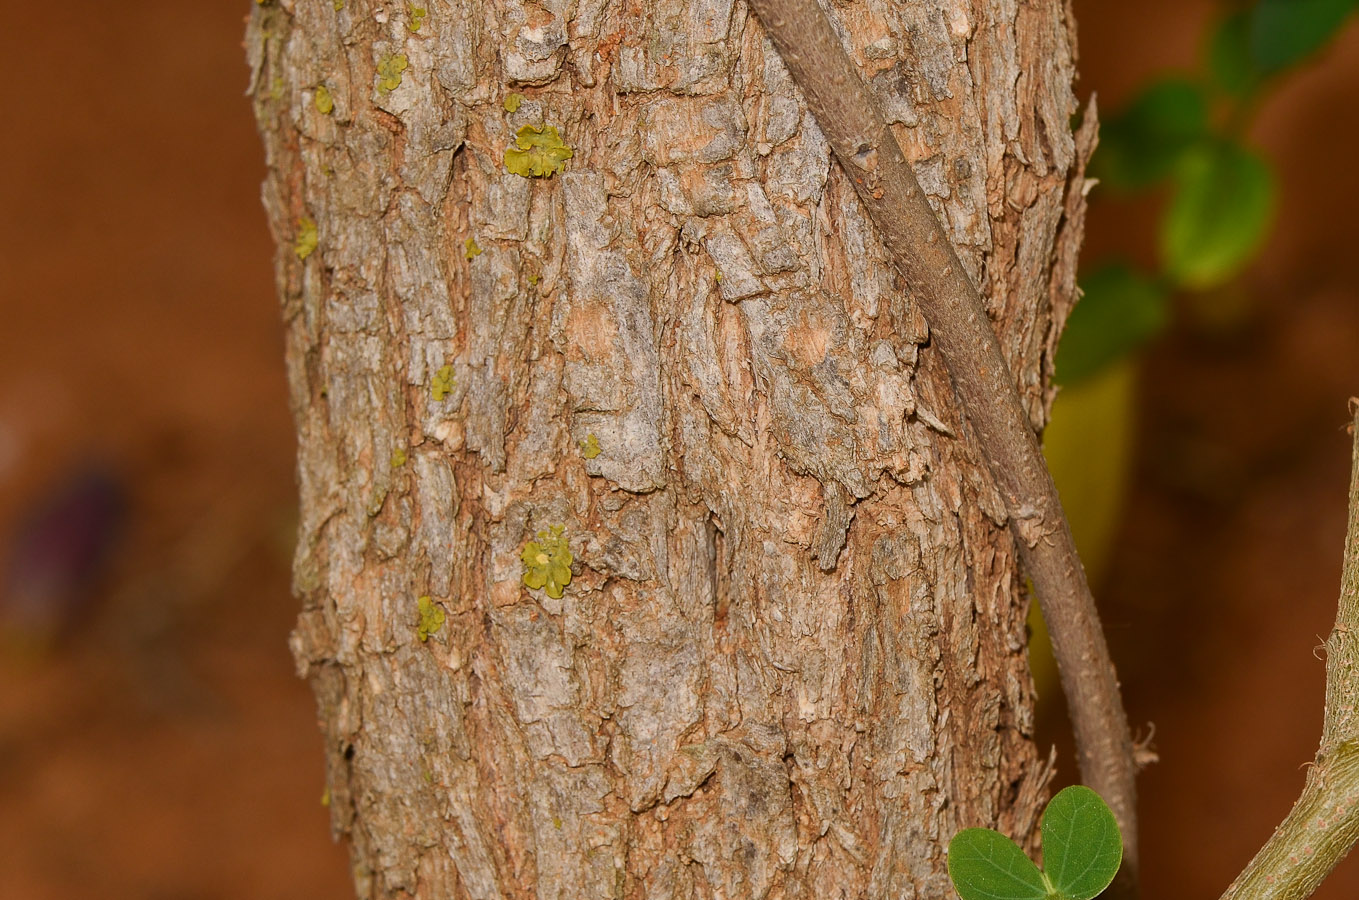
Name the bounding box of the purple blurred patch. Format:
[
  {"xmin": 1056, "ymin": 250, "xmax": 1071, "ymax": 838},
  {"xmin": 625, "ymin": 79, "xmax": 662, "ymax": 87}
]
[{"xmin": 2, "ymin": 467, "xmax": 127, "ymax": 639}]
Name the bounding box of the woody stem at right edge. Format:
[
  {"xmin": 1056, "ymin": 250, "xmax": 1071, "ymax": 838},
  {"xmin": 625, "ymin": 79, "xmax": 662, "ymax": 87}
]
[
  {"xmin": 1219, "ymin": 400, "xmax": 1359, "ymax": 900},
  {"xmin": 744, "ymin": 0, "xmax": 1141, "ymax": 887}
]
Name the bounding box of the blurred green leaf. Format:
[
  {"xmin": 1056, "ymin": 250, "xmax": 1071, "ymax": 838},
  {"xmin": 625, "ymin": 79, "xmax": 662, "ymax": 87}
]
[
  {"xmin": 1249, "ymin": 0, "xmax": 1356, "ymax": 73},
  {"xmin": 1056, "ymin": 264, "xmax": 1168, "ymax": 385},
  {"xmin": 1209, "ymin": 10, "xmax": 1261, "ymax": 96},
  {"xmin": 1041, "ymin": 786, "xmax": 1123, "ymax": 900},
  {"xmin": 1092, "ymin": 78, "xmax": 1209, "ymax": 190},
  {"xmin": 1160, "ymin": 140, "xmax": 1275, "ymax": 290},
  {"xmin": 947, "ymin": 828, "xmax": 1049, "ymax": 900}
]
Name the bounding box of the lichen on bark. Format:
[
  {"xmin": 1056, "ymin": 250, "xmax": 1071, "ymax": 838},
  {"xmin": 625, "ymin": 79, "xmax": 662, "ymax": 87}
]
[{"xmin": 249, "ymin": 0, "xmax": 1094, "ymax": 896}]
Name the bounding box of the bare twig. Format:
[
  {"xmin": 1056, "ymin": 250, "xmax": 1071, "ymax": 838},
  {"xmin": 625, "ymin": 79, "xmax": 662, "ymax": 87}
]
[
  {"xmin": 745, "ymin": 0, "xmax": 1140, "ymax": 875},
  {"xmin": 1220, "ymin": 401, "xmax": 1359, "ymax": 900}
]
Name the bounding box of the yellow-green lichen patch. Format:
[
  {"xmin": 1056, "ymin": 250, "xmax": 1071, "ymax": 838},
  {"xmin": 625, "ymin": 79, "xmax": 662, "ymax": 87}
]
[
  {"xmin": 320, "ymin": 786, "xmax": 331, "ymax": 807},
  {"xmin": 313, "ymin": 84, "xmax": 334, "ymax": 115},
  {"xmin": 521, "ymin": 525, "xmax": 572, "ymax": 599},
  {"xmin": 416, "ymin": 596, "xmax": 445, "ymax": 642},
  {"xmin": 580, "ymin": 433, "xmax": 601, "ymax": 459},
  {"xmin": 377, "ymin": 53, "xmax": 409, "ymax": 94},
  {"xmin": 464, "ymin": 237, "xmax": 481, "ymax": 260},
  {"xmin": 294, "ymin": 217, "xmax": 318, "ymax": 260},
  {"xmin": 503, "ymin": 92, "xmax": 525, "ymax": 112},
  {"xmin": 527, "ymin": 273, "xmax": 539, "ymax": 285},
  {"xmin": 269, "ymin": 76, "xmax": 285, "ymax": 101},
  {"xmin": 430, "ymin": 364, "xmax": 455, "ymax": 401},
  {"xmin": 504, "ymin": 124, "xmax": 573, "ymax": 178},
  {"xmin": 408, "ymin": 3, "xmax": 427, "ymax": 31},
  {"xmin": 390, "ymin": 447, "xmax": 408, "ymax": 468},
  {"xmin": 333, "ymin": 0, "xmax": 344, "ymax": 8}
]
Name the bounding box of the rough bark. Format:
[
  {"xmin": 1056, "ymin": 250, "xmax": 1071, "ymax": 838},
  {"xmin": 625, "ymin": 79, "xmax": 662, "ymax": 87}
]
[
  {"xmin": 744, "ymin": 0, "xmax": 1136, "ymax": 866},
  {"xmin": 248, "ymin": 0, "xmax": 1093, "ymax": 897}
]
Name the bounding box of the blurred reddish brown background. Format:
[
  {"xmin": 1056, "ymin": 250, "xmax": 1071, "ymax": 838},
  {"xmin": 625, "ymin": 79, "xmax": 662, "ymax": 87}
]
[
  {"xmin": 1077, "ymin": 4, "xmax": 1359, "ymax": 900},
  {"xmin": 0, "ymin": 2, "xmax": 1355, "ymax": 898}
]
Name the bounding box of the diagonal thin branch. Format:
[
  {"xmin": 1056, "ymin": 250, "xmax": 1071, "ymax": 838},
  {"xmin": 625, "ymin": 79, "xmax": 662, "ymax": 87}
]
[
  {"xmin": 1220, "ymin": 400, "xmax": 1359, "ymax": 900},
  {"xmin": 744, "ymin": 0, "xmax": 1141, "ymax": 878}
]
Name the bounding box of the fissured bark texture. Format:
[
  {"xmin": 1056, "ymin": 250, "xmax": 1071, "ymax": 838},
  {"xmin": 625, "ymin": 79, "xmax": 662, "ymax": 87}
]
[{"xmin": 249, "ymin": 1, "xmax": 1092, "ymax": 896}]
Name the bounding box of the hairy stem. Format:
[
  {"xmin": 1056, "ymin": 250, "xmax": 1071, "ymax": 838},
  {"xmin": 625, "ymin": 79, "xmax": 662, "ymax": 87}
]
[
  {"xmin": 744, "ymin": 0, "xmax": 1140, "ymax": 876},
  {"xmin": 1221, "ymin": 401, "xmax": 1359, "ymax": 900}
]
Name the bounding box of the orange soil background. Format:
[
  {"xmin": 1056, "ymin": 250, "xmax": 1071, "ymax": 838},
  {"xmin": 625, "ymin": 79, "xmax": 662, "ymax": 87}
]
[{"xmin": 0, "ymin": 2, "xmax": 1355, "ymax": 898}]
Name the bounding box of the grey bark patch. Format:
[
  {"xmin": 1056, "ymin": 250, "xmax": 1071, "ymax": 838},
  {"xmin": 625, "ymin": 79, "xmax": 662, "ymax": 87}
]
[
  {"xmin": 559, "ymin": 174, "xmax": 666, "ymax": 492},
  {"xmin": 641, "ymin": 97, "xmax": 748, "ymax": 166},
  {"xmin": 705, "ymin": 230, "xmax": 764, "ymax": 300},
  {"xmin": 614, "ymin": 0, "xmax": 738, "ymax": 93},
  {"xmin": 813, "ymin": 482, "xmax": 855, "ymax": 572}
]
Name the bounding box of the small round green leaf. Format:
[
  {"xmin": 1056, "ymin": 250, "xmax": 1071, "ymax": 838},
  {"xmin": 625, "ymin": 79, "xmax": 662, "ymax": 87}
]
[
  {"xmin": 947, "ymin": 828, "xmax": 1049, "ymax": 900},
  {"xmin": 1159, "ymin": 140, "xmax": 1275, "ymax": 290},
  {"xmin": 1056, "ymin": 263, "xmax": 1168, "ymax": 385},
  {"xmin": 1040, "ymin": 786, "xmax": 1123, "ymax": 900},
  {"xmin": 1249, "ymin": 0, "xmax": 1355, "ymax": 74},
  {"xmin": 1091, "ymin": 78, "xmax": 1209, "ymax": 190}
]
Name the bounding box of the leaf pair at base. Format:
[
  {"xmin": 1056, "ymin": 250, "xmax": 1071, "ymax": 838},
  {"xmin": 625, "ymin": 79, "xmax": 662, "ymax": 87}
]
[{"xmin": 947, "ymin": 786, "xmax": 1122, "ymax": 900}]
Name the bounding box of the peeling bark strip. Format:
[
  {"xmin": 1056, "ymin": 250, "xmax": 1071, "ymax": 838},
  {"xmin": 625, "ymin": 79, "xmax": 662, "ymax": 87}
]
[
  {"xmin": 745, "ymin": 0, "xmax": 1139, "ymax": 876},
  {"xmin": 249, "ymin": 1, "xmax": 1091, "ymax": 897}
]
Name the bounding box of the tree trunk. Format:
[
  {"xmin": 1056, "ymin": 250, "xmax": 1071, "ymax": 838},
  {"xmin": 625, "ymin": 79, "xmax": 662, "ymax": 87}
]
[{"xmin": 248, "ymin": 0, "xmax": 1092, "ymax": 896}]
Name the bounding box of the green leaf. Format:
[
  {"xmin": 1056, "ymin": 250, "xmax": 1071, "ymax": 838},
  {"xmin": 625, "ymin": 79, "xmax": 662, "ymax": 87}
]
[
  {"xmin": 1159, "ymin": 140, "xmax": 1275, "ymax": 290},
  {"xmin": 947, "ymin": 828, "xmax": 1049, "ymax": 900},
  {"xmin": 1091, "ymin": 78, "xmax": 1209, "ymax": 190},
  {"xmin": 1040, "ymin": 786, "xmax": 1123, "ymax": 900},
  {"xmin": 1249, "ymin": 0, "xmax": 1356, "ymax": 74},
  {"xmin": 1208, "ymin": 11, "xmax": 1261, "ymax": 97},
  {"xmin": 1055, "ymin": 264, "xmax": 1168, "ymax": 385}
]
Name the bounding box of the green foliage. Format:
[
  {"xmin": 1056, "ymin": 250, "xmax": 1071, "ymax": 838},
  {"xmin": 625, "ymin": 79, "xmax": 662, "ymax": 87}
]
[
  {"xmin": 1040, "ymin": 787, "xmax": 1123, "ymax": 900},
  {"xmin": 947, "ymin": 787, "xmax": 1122, "ymax": 900},
  {"xmin": 1069, "ymin": 1, "xmax": 1351, "ymax": 381},
  {"xmin": 415, "ymin": 596, "xmax": 445, "ymax": 642},
  {"xmin": 377, "ymin": 53, "xmax": 409, "ymax": 94},
  {"xmin": 1056, "ymin": 265, "xmax": 1168, "ymax": 386},
  {"xmin": 522, "ymin": 525, "xmax": 573, "ymax": 599},
  {"xmin": 504, "ymin": 124, "xmax": 573, "ymax": 178},
  {"xmin": 1093, "ymin": 78, "xmax": 1208, "ymax": 190},
  {"xmin": 430, "ymin": 364, "xmax": 455, "ymax": 402},
  {"xmin": 1250, "ymin": 0, "xmax": 1356, "ymax": 74},
  {"xmin": 947, "ymin": 827, "xmax": 1049, "ymax": 900},
  {"xmin": 1209, "ymin": 0, "xmax": 1355, "ymax": 96},
  {"xmin": 1160, "ymin": 140, "xmax": 1275, "ymax": 290}
]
